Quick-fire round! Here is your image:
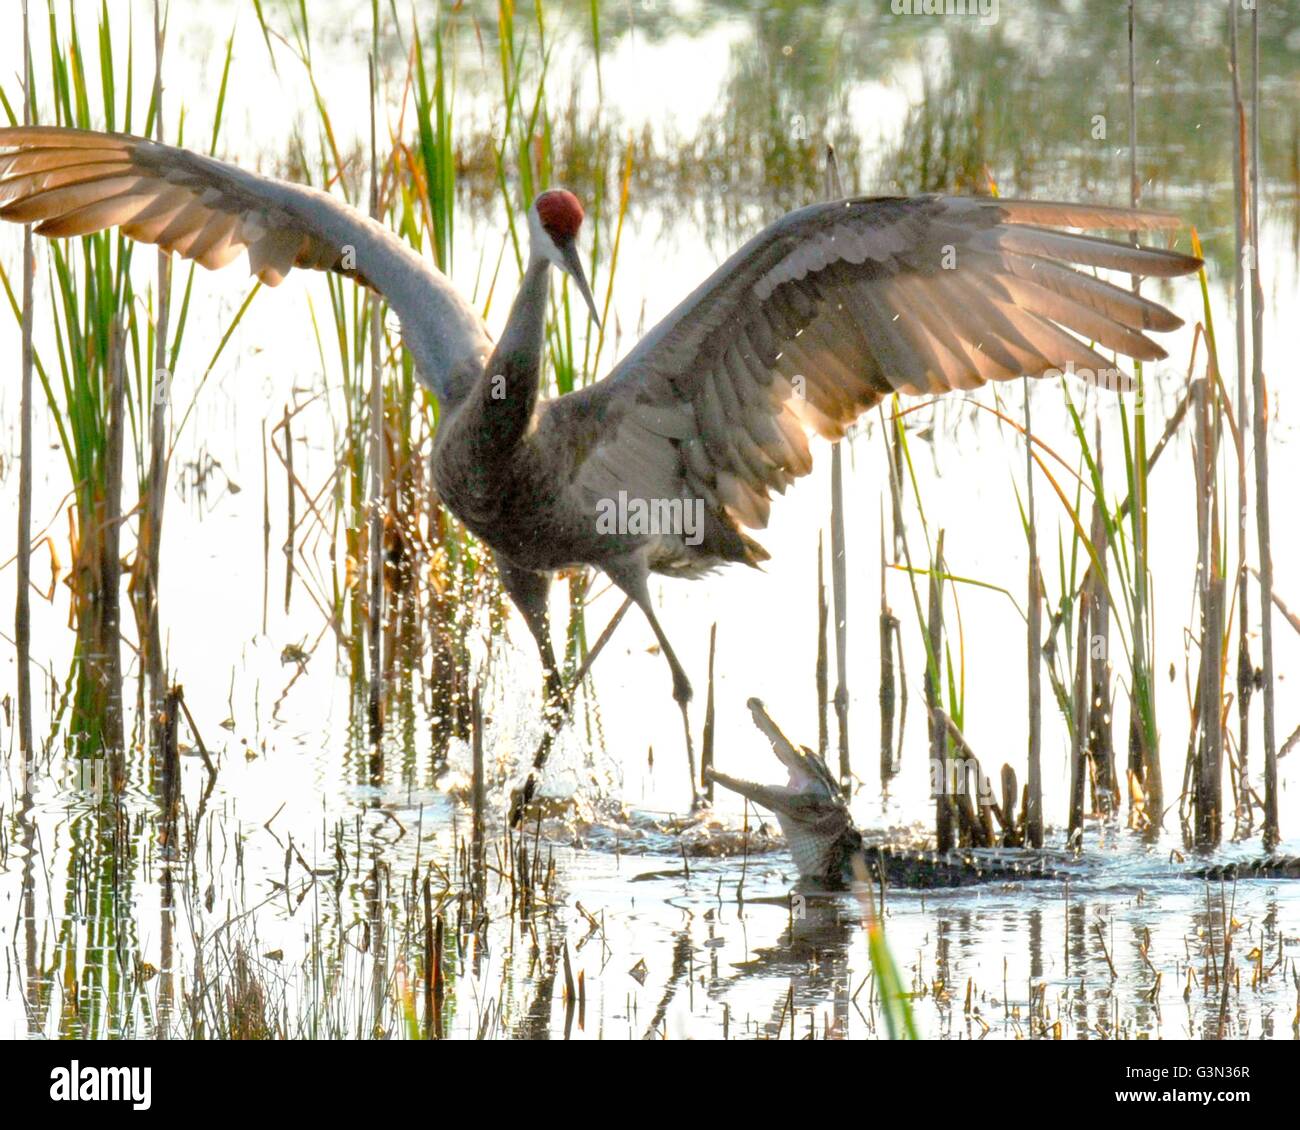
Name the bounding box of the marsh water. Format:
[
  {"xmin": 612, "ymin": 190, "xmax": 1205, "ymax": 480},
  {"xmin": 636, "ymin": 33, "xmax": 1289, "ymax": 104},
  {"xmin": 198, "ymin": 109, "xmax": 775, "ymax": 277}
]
[{"xmin": 1, "ymin": 0, "xmax": 1299, "ymax": 1039}]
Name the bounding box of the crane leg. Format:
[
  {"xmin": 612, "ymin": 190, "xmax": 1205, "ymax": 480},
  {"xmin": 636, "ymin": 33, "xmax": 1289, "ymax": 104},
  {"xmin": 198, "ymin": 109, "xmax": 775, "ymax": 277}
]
[
  {"xmin": 605, "ymin": 560, "xmax": 700, "ymax": 808},
  {"xmin": 495, "ymin": 554, "xmax": 565, "ymax": 724},
  {"xmin": 509, "ymin": 595, "xmax": 635, "ymax": 828}
]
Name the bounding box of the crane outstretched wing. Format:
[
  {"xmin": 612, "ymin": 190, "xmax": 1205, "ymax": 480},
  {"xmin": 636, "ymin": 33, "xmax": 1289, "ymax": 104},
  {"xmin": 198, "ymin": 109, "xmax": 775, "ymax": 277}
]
[
  {"xmin": 0, "ymin": 126, "xmax": 490, "ymax": 401},
  {"xmin": 561, "ymin": 194, "xmax": 1200, "ymax": 557}
]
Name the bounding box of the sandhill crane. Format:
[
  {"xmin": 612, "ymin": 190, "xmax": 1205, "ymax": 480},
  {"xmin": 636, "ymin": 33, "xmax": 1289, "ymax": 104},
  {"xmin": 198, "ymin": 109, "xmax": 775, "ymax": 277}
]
[{"xmin": 0, "ymin": 126, "xmax": 1201, "ymax": 813}]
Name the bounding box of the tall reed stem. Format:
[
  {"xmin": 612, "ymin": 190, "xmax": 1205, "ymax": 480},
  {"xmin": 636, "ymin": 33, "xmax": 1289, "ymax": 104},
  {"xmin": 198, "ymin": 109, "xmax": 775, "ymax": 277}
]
[
  {"xmin": 367, "ymin": 27, "xmax": 385, "ymax": 741},
  {"xmin": 928, "ymin": 532, "xmax": 953, "ymax": 852},
  {"xmin": 820, "ymin": 146, "xmax": 851, "ymax": 790},
  {"xmin": 1126, "ymin": 0, "xmax": 1162, "ymax": 825},
  {"xmin": 16, "ymin": 0, "xmax": 35, "ymax": 763},
  {"xmin": 1024, "ymin": 377, "xmax": 1043, "ymax": 846},
  {"xmin": 1249, "ymin": 5, "xmax": 1278, "ymax": 847},
  {"xmin": 142, "ymin": 0, "xmax": 171, "ymax": 749},
  {"xmin": 1228, "ymin": 0, "xmax": 1254, "ymax": 838}
]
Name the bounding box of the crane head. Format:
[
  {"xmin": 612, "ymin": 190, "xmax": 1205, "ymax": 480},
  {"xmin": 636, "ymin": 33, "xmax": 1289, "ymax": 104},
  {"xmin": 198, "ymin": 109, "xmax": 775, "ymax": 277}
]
[{"xmin": 528, "ymin": 190, "xmax": 601, "ymax": 330}]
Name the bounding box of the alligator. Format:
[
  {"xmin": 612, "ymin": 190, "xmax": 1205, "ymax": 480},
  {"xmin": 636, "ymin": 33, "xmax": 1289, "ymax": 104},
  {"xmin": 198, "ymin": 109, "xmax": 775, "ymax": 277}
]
[{"xmin": 703, "ymin": 699, "xmax": 1300, "ymax": 890}]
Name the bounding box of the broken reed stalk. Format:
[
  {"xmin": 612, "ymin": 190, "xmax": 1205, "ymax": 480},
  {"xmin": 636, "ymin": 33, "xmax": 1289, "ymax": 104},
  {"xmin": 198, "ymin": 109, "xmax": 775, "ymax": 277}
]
[
  {"xmin": 1068, "ymin": 578, "xmax": 1089, "ymax": 839},
  {"xmin": 1199, "ymin": 580, "xmax": 1227, "ymax": 844},
  {"xmin": 881, "ymin": 401, "xmax": 932, "ymax": 814},
  {"xmin": 1087, "ymin": 429, "xmax": 1117, "ymax": 816},
  {"xmin": 423, "ymin": 876, "xmax": 434, "ymax": 1037},
  {"xmin": 879, "ymin": 516, "xmax": 899, "ymax": 782},
  {"xmin": 434, "ymin": 913, "xmax": 447, "ymax": 1038},
  {"xmin": 561, "ymin": 941, "xmax": 576, "ymax": 1009},
  {"xmin": 282, "ymin": 405, "xmax": 294, "ymax": 612},
  {"xmin": 831, "ymin": 443, "xmax": 850, "ymax": 791},
  {"xmin": 816, "ymin": 535, "xmax": 828, "ymax": 758},
  {"xmin": 952, "ymin": 770, "xmax": 984, "ymax": 847},
  {"xmin": 366, "ymin": 855, "xmax": 387, "ymax": 1034},
  {"xmin": 1024, "ymin": 377, "xmax": 1043, "ymax": 847},
  {"xmin": 701, "ymin": 622, "xmax": 717, "ymax": 802},
  {"xmin": 1249, "ymin": 3, "xmax": 1278, "ymax": 848},
  {"xmin": 142, "ymin": 0, "xmax": 171, "ymax": 741},
  {"xmin": 104, "ymin": 316, "xmax": 128, "ymax": 789},
  {"xmin": 1194, "ymin": 375, "xmax": 1225, "ymax": 846},
  {"xmin": 1228, "ymin": 0, "xmax": 1254, "ymax": 837},
  {"xmin": 927, "ymin": 531, "xmax": 954, "ymax": 852},
  {"xmin": 367, "ymin": 46, "xmax": 385, "ymax": 741},
  {"xmin": 175, "ymin": 686, "xmax": 217, "ymax": 788},
  {"xmin": 1188, "ymin": 726, "xmax": 1217, "ymax": 916},
  {"xmin": 470, "ymin": 682, "xmax": 485, "ymax": 905},
  {"xmin": 261, "ymin": 420, "xmax": 270, "ymax": 634},
  {"xmin": 887, "ymin": 409, "xmax": 905, "ymax": 561},
  {"xmin": 159, "ymin": 685, "xmax": 182, "ymax": 842},
  {"xmin": 1000, "ymin": 764, "xmax": 1021, "ymax": 846},
  {"xmin": 15, "ymin": 0, "xmax": 34, "ymax": 762},
  {"xmin": 930, "ymin": 707, "xmax": 993, "ymax": 846}
]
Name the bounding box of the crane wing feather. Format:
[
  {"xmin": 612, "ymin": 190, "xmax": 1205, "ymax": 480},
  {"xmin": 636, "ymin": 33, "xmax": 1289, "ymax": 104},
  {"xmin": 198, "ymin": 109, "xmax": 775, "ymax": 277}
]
[
  {"xmin": 555, "ymin": 194, "xmax": 1198, "ymax": 570},
  {"xmin": 0, "ymin": 126, "xmax": 490, "ymax": 403}
]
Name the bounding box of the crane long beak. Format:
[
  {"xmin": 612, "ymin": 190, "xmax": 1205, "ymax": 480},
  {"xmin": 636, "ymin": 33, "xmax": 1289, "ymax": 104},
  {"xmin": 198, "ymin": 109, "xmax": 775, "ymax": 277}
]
[{"xmin": 561, "ymin": 241, "xmax": 602, "ymax": 331}]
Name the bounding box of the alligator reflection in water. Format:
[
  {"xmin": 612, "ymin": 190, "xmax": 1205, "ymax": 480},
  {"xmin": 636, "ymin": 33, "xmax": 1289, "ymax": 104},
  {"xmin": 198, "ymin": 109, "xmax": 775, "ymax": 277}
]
[
  {"xmin": 706, "ymin": 699, "xmax": 1300, "ymax": 890},
  {"xmin": 708, "ymin": 893, "xmax": 855, "ymax": 1039}
]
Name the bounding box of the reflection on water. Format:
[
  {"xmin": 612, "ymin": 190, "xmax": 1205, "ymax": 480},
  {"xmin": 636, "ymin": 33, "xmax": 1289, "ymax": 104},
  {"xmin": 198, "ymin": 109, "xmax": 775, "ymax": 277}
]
[
  {"xmin": 503, "ymin": 841, "xmax": 1300, "ymax": 1040},
  {"xmin": 10, "ymin": 764, "xmax": 1295, "ymax": 1039},
  {"xmin": 1, "ymin": 0, "xmax": 1298, "ymax": 1039}
]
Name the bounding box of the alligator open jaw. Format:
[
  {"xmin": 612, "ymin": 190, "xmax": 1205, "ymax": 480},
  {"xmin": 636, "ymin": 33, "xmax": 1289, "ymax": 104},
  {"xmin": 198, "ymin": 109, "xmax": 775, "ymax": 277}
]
[
  {"xmin": 705, "ymin": 706, "xmax": 1064, "ymax": 888},
  {"xmin": 704, "ymin": 698, "xmax": 861, "ymax": 886}
]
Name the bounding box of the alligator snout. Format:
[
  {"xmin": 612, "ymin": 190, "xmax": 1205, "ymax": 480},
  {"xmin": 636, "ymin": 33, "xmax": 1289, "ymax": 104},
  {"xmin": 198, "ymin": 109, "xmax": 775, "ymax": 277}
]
[{"xmin": 707, "ymin": 702, "xmax": 857, "ymax": 885}]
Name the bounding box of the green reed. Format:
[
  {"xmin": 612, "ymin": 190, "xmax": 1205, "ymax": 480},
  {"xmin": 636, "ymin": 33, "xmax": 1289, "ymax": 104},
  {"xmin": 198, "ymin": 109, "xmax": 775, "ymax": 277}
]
[{"xmin": 1, "ymin": 5, "xmax": 243, "ymax": 603}]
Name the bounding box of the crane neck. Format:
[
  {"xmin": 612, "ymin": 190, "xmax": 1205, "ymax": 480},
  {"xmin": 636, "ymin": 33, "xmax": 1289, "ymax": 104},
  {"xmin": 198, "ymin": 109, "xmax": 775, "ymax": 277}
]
[
  {"xmin": 459, "ymin": 256, "xmax": 551, "ymax": 459},
  {"xmin": 501, "ymin": 255, "xmax": 552, "ymax": 366}
]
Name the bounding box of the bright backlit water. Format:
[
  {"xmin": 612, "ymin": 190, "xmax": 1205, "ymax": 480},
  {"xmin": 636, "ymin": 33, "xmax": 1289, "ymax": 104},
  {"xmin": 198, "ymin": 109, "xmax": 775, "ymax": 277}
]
[{"xmin": 1, "ymin": 0, "xmax": 1298, "ymax": 1039}]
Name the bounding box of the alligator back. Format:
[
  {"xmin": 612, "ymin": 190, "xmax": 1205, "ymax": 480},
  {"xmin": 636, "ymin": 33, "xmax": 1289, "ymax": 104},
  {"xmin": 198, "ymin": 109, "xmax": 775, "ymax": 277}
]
[
  {"xmin": 858, "ymin": 844, "xmax": 1069, "ymax": 889},
  {"xmin": 1196, "ymin": 856, "xmax": 1300, "ymax": 881}
]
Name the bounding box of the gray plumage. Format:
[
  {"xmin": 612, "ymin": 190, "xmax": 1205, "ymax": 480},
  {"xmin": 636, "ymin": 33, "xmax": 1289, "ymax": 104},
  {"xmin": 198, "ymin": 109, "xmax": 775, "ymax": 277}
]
[{"xmin": 0, "ymin": 127, "xmax": 1203, "ymax": 757}]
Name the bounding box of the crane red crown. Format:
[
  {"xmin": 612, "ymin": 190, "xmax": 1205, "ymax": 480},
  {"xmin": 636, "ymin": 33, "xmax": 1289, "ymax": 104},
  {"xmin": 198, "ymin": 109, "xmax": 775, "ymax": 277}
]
[{"xmin": 535, "ymin": 190, "xmax": 584, "ymax": 243}]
